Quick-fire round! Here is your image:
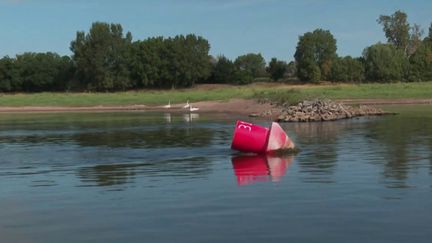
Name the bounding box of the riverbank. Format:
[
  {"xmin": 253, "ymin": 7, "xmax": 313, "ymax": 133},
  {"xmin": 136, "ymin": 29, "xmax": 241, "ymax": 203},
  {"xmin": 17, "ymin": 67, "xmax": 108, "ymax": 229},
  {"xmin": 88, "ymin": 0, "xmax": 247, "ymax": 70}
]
[
  {"xmin": 0, "ymin": 99, "xmax": 272, "ymax": 115},
  {"xmin": 0, "ymin": 98, "xmax": 430, "ymax": 116},
  {"xmin": 0, "ymin": 82, "xmax": 431, "ymax": 107},
  {"xmin": 0, "ymin": 82, "xmax": 431, "ymax": 115}
]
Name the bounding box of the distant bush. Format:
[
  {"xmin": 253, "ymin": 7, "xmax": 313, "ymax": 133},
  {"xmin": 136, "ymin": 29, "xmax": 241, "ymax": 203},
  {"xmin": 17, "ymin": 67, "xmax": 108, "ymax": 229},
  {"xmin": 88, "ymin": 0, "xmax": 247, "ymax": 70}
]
[
  {"xmin": 267, "ymin": 58, "xmax": 287, "ymax": 81},
  {"xmin": 330, "ymin": 56, "xmax": 365, "ymax": 82},
  {"xmin": 0, "ymin": 52, "xmax": 74, "ymax": 92},
  {"xmin": 363, "ymin": 43, "xmax": 408, "ymax": 82}
]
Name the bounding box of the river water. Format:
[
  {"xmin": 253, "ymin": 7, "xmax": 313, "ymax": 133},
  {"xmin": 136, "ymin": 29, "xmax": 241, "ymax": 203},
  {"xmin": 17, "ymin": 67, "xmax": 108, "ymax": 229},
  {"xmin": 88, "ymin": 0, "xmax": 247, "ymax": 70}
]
[{"xmin": 0, "ymin": 106, "xmax": 431, "ymax": 243}]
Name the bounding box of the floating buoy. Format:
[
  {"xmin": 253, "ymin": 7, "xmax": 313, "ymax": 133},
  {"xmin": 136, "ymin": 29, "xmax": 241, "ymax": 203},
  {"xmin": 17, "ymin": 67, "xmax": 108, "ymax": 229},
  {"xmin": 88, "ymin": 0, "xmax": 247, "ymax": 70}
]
[{"xmin": 231, "ymin": 120, "xmax": 295, "ymax": 154}]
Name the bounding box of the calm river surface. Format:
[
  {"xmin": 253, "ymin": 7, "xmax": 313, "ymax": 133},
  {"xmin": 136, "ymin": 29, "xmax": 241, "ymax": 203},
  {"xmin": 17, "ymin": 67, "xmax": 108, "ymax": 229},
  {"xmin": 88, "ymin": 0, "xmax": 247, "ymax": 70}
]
[{"xmin": 1, "ymin": 106, "xmax": 431, "ymax": 243}]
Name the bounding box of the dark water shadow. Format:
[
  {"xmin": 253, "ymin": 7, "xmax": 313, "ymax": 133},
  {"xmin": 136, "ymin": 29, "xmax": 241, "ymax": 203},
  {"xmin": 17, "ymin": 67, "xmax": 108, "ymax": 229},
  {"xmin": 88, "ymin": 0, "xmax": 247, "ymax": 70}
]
[
  {"xmin": 0, "ymin": 127, "xmax": 214, "ymax": 149},
  {"xmin": 281, "ymin": 121, "xmax": 348, "ymax": 183},
  {"xmin": 77, "ymin": 157, "xmax": 212, "ymax": 188},
  {"xmin": 363, "ymin": 114, "xmax": 432, "ymax": 188}
]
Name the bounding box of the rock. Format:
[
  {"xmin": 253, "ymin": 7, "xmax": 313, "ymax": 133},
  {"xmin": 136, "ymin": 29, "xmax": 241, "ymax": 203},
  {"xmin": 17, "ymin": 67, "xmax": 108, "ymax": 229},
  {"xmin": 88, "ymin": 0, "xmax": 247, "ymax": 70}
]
[
  {"xmin": 278, "ymin": 114, "xmax": 286, "ymax": 121},
  {"xmin": 274, "ymin": 98, "xmax": 388, "ymax": 123}
]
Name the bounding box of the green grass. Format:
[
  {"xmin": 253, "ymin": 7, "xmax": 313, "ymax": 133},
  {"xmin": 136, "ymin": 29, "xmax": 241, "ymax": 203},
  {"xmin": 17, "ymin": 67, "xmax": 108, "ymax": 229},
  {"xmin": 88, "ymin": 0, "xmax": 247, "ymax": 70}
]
[
  {"xmin": 0, "ymin": 87, "xmax": 256, "ymax": 107},
  {"xmin": 254, "ymin": 82, "xmax": 432, "ymax": 105},
  {"xmin": 0, "ymin": 82, "xmax": 431, "ymax": 107},
  {"xmin": 379, "ymin": 104, "xmax": 432, "ymax": 118}
]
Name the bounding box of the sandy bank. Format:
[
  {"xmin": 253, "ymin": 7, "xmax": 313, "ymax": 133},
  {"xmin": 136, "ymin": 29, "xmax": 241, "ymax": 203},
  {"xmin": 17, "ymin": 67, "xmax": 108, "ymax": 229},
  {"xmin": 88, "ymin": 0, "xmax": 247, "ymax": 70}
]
[
  {"xmin": 0, "ymin": 98, "xmax": 430, "ymax": 115},
  {"xmin": 0, "ymin": 99, "xmax": 272, "ymax": 115}
]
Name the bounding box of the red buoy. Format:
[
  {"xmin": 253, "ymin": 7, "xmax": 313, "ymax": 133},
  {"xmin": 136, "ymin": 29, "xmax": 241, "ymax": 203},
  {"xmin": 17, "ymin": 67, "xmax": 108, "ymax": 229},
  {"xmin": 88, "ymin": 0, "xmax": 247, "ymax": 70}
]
[{"xmin": 231, "ymin": 120, "xmax": 294, "ymax": 154}]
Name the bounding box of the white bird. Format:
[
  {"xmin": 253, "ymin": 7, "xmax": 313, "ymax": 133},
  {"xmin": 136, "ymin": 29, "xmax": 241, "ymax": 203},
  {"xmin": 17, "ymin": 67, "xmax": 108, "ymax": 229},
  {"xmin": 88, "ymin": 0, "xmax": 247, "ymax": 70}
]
[
  {"xmin": 189, "ymin": 105, "xmax": 199, "ymax": 112},
  {"xmin": 183, "ymin": 100, "xmax": 190, "ymax": 109},
  {"xmin": 163, "ymin": 100, "xmax": 171, "ymax": 108}
]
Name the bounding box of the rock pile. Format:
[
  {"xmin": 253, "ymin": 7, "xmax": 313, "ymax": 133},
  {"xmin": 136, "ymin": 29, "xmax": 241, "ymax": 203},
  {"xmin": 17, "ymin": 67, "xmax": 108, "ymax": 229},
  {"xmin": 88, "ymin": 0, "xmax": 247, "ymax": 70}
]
[{"xmin": 276, "ymin": 99, "xmax": 386, "ymax": 122}]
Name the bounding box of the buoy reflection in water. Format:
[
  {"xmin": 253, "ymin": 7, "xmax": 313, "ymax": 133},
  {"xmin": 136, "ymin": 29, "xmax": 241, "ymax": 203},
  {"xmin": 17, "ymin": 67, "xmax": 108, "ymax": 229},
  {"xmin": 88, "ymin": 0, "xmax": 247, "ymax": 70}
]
[{"xmin": 231, "ymin": 155, "xmax": 293, "ymax": 186}]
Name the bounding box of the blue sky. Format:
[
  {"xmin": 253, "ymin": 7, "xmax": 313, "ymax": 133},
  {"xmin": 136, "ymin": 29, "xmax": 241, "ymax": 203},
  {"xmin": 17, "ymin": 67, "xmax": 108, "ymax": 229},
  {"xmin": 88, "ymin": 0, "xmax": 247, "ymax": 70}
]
[{"xmin": 0, "ymin": 0, "xmax": 431, "ymax": 62}]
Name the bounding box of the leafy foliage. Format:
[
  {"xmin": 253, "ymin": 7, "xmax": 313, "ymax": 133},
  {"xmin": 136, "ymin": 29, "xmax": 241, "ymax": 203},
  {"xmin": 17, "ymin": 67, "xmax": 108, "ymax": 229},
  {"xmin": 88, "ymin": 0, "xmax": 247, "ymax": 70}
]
[
  {"xmin": 378, "ymin": 10, "xmax": 424, "ymax": 56},
  {"xmin": 285, "ymin": 61, "xmax": 297, "ymax": 79},
  {"xmin": 234, "ymin": 53, "xmax": 266, "ymax": 78},
  {"xmin": 130, "ymin": 34, "xmax": 211, "ymax": 88},
  {"xmin": 162, "ymin": 35, "xmax": 212, "ymax": 88},
  {"xmin": 70, "ymin": 22, "xmax": 133, "ymax": 91},
  {"xmin": 130, "ymin": 37, "xmax": 165, "ymax": 87},
  {"xmin": 0, "ymin": 56, "xmax": 18, "ymax": 91},
  {"xmin": 363, "ymin": 43, "xmax": 408, "ymax": 82},
  {"xmin": 408, "ymin": 40, "xmax": 432, "ymax": 81},
  {"xmin": 207, "ymin": 55, "xmax": 257, "ymax": 85},
  {"xmin": 0, "ymin": 53, "xmax": 74, "ymax": 92},
  {"xmin": 267, "ymin": 58, "xmax": 287, "ymax": 81},
  {"xmin": 2, "ymin": 14, "xmax": 432, "ymax": 93},
  {"xmin": 231, "ymin": 69, "xmax": 253, "ymax": 85},
  {"xmin": 296, "ymin": 59, "xmax": 321, "ymax": 82},
  {"xmin": 330, "ymin": 56, "xmax": 365, "ymax": 82},
  {"xmin": 208, "ymin": 56, "xmax": 236, "ymax": 83},
  {"xmin": 378, "ymin": 11, "xmax": 411, "ymax": 52},
  {"xmin": 294, "ymin": 29, "xmax": 337, "ymax": 82}
]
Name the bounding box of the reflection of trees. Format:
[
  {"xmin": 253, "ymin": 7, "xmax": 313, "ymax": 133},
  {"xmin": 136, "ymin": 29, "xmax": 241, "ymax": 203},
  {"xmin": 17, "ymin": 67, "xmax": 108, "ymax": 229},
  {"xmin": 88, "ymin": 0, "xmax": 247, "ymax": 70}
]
[
  {"xmin": 79, "ymin": 164, "xmax": 136, "ymax": 186},
  {"xmin": 73, "ymin": 128, "xmax": 213, "ymax": 148},
  {"xmin": 0, "ymin": 134, "xmax": 70, "ymax": 145},
  {"xmin": 283, "ymin": 115, "xmax": 432, "ymax": 185},
  {"xmin": 283, "ymin": 122, "xmax": 348, "ymax": 180},
  {"xmin": 0, "ymin": 128, "xmax": 214, "ymax": 149},
  {"xmin": 365, "ymin": 114, "xmax": 432, "ymax": 186},
  {"xmin": 77, "ymin": 157, "xmax": 212, "ymax": 187},
  {"xmin": 286, "ymin": 120, "xmax": 352, "ymax": 145},
  {"xmin": 0, "ymin": 112, "xmax": 199, "ymax": 131},
  {"xmin": 366, "ymin": 120, "xmax": 407, "ymax": 181}
]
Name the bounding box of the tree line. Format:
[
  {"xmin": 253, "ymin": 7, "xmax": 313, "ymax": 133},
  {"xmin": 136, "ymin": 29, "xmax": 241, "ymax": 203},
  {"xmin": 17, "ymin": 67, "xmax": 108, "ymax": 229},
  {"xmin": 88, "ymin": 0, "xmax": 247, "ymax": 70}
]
[
  {"xmin": 295, "ymin": 10, "xmax": 432, "ymax": 83},
  {"xmin": 0, "ymin": 10, "xmax": 431, "ymax": 92}
]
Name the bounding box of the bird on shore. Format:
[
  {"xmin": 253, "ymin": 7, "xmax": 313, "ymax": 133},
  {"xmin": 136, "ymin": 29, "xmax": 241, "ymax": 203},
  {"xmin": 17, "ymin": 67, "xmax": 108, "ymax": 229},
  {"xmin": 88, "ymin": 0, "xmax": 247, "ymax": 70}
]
[
  {"xmin": 163, "ymin": 100, "xmax": 171, "ymax": 108},
  {"xmin": 189, "ymin": 105, "xmax": 199, "ymax": 112},
  {"xmin": 183, "ymin": 100, "xmax": 190, "ymax": 109}
]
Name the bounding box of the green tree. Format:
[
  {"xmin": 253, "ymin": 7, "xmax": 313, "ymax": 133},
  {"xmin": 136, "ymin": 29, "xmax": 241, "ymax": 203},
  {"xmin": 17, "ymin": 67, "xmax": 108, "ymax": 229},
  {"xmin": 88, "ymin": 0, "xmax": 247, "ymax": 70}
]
[
  {"xmin": 130, "ymin": 34, "xmax": 211, "ymax": 88},
  {"xmin": 285, "ymin": 61, "xmax": 297, "ymax": 79},
  {"xmin": 378, "ymin": 10, "xmax": 410, "ymax": 51},
  {"xmin": 408, "ymin": 24, "xmax": 424, "ymax": 56},
  {"xmin": 12, "ymin": 52, "xmax": 74, "ymax": 92},
  {"xmin": 232, "ymin": 69, "xmax": 253, "ymax": 85},
  {"xmin": 330, "ymin": 56, "xmax": 365, "ymax": 82},
  {"xmin": 163, "ymin": 34, "xmax": 212, "ymax": 88},
  {"xmin": 234, "ymin": 53, "xmax": 266, "ymax": 78},
  {"xmin": 209, "ymin": 55, "xmax": 236, "ymax": 83},
  {"xmin": 378, "ymin": 10, "xmax": 424, "ymax": 56},
  {"xmin": 294, "ymin": 29, "xmax": 337, "ymax": 82},
  {"xmin": 408, "ymin": 40, "xmax": 432, "ymax": 81},
  {"xmin": 267, "ymin": 58, "xmax": 287, "ymax": 81},
  {"xmin": 0, "ymin": 56, "xmax": 18, "ymax": 91},
  {"xmin": 130, "ymin": 37, "xmax": 165, "ymax": 87},
  {"xmin": 363, "ymin": 43, "xmax": 408, "ymax": 82},
  {"xmin": 424, "ymin": 23, "xmax": 432, "ymax": 43},
  {"xmin": 429, "ymin": 23, "xmax": 432, "ymax": 39},
  {"xmin": 70, "ymin": 22, "xmax": 133, "ymax": 91}
]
